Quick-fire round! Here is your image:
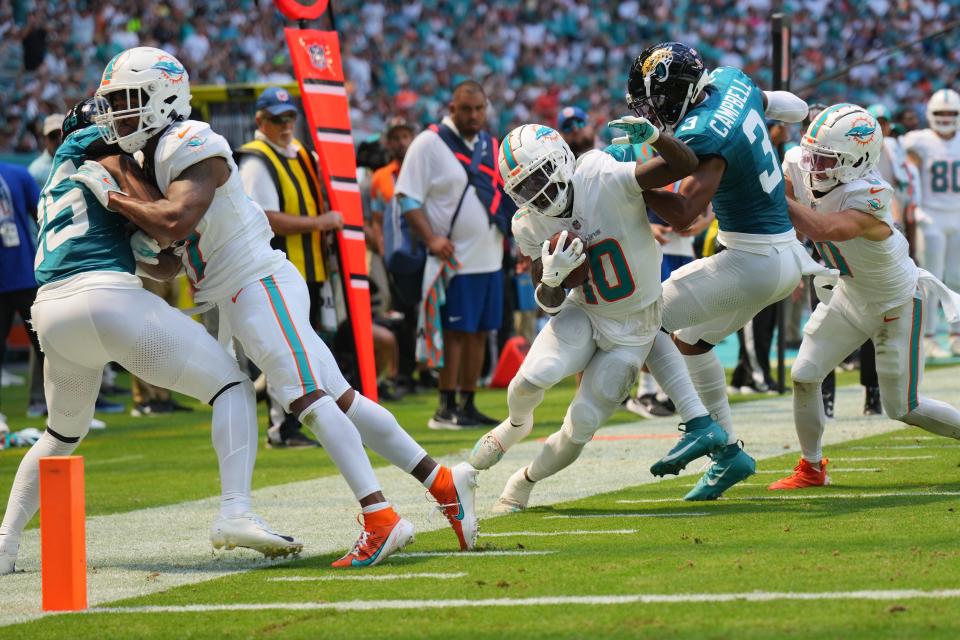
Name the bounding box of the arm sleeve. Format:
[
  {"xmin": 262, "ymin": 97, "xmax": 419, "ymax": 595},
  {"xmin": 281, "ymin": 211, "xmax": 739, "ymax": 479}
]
[
  {"xmin": 763, "ymin": 91, "xmax": 809, "ymax": 123},
  {"xmin": 238, "ymin": 155, "xmax": 280, "ymax": 211}
]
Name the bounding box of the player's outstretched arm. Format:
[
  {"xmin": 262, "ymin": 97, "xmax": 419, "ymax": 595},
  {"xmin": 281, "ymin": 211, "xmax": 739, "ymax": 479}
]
[
  {"xmin": 108, "ymin": 157, "xmax": 230, "ymax": 245},
  {"xmin": 787, "ymin": 198, "xmax": 891, "ymax": 242},
  {"xmin": 608, "ymin": 116, "xmax": 698, "ymax": 189},
  {"xmin": 641, "ymin": 155, "xmax": 726, "ymax": 232},
  {"xmin": 762, "ymin": 91, "xmax": 808, "ymax": 123}
]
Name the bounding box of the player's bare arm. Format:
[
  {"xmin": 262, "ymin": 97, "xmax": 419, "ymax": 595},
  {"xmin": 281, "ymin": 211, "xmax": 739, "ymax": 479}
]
[
  {"xmin": 641, "ymin": 155, "xmax": 725, "ymax": 232},
  {"xmin": 108, "ymin": 157, "xmax": 229, "ymax": 245},
  {"xmin": 266, "ymin": 209, "xmax": 344, "ymax": 235},
  {"xmin": 530, "ymin": 258, "xmax": 565, "ymax": 314},
  {"xmin": 633, "ymin": 131, "xmax": 699, "ymax": 190},
  {"xmin": 787, "ymin": 198, "xmax": 892, "ymax": 243}
]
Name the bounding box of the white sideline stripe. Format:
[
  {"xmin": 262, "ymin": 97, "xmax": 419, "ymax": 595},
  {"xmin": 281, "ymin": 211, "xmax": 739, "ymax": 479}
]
[
  {"xmin": 753, "ymin": 468, "xmax": 881, "ymax": 474},
  {"xmin": 891, "ymin": 436, "xmax": 937, "ymax": 441},
  {"xmin": 481, "ymin": 529, "xmax": 638, "ymax": 538},
  {"xmin": 396, "ymin": 550, "xmax": 555, "ymax": 558},
  {"xmin": 267, "ymin": 572, "xmax": 466, "ymax": 582},
  {"xmin": 617, "ymin": 490, "xmax": 960, "ymax": 504},
  {"xmin": 79, "ymin": 589, "xmax": 960, "ymax": 614},
  {"xmin": 543, "ymin": 512, "xmax": 708, "ymax": 520},
  {"xmin": 835, "ymin": 456, "xmax": 934, "ymax": 461},
  {"xmin": 85, "ymin": 455, "xmax": 144, "ymax": 467},
  {"xmin": 847, "ymin": 445, "xmax": 949, "ymax": 450}
]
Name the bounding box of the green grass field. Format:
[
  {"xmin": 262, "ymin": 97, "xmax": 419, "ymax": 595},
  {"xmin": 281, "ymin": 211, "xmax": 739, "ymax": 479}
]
[{"xmin": 3, "ymin": 367, "xmax": 960, "ymax": 638}]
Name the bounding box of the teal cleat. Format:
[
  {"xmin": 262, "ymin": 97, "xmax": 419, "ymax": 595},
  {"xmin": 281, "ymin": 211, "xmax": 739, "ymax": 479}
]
[
  {"xmin": 650, "ymin": 415, "xmax": 728, "ymax": 477},
  {"xmin": 684, "ymin": 442, "xmax": 756, "ymax": 501}
]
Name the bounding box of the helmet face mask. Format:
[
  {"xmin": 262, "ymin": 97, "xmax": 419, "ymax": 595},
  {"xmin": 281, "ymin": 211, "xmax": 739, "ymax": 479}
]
[
  {"xmin": 499, "ymin": 125, "xmax": 575, "ymax": 218},
  {"xmin": 94, "ymin": 47, "xmax": 192, "ymax": 153},
  {"xmin": 800, "ymin": 104, "xmax": 882, "ymax": 192},
  {"xmin": 627, "ymin": 42, "xmax": 707, "ymax": 132}
]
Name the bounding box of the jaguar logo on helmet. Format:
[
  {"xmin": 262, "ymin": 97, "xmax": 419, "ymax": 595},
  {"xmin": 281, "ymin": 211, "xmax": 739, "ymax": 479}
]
[{"xmin": 641, "ymin": 47, "xmax": 674, "ymax": 81}]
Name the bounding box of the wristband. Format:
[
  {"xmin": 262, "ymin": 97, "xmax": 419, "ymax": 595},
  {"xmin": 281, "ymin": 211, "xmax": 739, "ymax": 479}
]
[{"xmin": 535, "ymin": 283, "xmax": 565, "ymax": 314}]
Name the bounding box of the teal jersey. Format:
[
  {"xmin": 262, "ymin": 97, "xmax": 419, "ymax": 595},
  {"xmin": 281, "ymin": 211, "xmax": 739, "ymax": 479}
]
[
  {"xmin": 674, "ymin": 67, "xmax": 792, "ymax": 235},
  {"xmin": 34, "ymin": 126, "xmax": 135, "ymax": 286}
]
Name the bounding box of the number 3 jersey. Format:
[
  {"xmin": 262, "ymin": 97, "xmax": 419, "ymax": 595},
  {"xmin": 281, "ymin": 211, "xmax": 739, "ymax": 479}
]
[
  {"xmin": 674, "ymin": 66, "xmax": 793, "ymax": 240},
  {"xmin": 146, "ymin": 120, "xmax": 286, "ymax": 303},
  {"xmin": 512, "ymin": 149, "xmax": 661, "ymax": 345},
  {"xmin": 901, "ymin": 128, "xmax": 960, "ymax": 216},
  {"xmin": 783, "ymin": 147, "xmax": 917, "ymax": 310}
]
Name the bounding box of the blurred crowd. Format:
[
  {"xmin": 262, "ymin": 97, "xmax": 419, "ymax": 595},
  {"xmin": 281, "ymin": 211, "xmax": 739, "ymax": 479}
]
[{"xmin": 3, "ymin": 0, "xmax": 960, "ymax": 154}]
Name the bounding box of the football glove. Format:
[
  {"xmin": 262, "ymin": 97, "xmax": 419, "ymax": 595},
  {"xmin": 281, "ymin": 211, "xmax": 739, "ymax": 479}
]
[
  {"xmin": 608, "ymin": 115, "xmax": 660, "ymax": 146},
  {"xmin": 70, "ymin": 160, "xmax": 126, "ymax": 210},
  {"xmin": 540, "ymin": 230, "xmax": 585, "ymax": 288},
  {"xmin": 130, "ymin": 230, "xmax": 161, "ymax": 265}
]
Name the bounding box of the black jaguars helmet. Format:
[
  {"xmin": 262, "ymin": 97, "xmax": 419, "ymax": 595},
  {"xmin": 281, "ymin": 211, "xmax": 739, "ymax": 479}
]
[
  {"xmin": 63, "ymin": 97, "xmax": 121, "ymax": 156},
  {"xmin": 627, "ymin": 42, "xmax": 709, "ymax": 132}
]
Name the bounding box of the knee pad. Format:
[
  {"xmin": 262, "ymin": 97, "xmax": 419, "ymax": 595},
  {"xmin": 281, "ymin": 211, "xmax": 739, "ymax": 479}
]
[
  {"xmin": 565, "ymin": 400, "xmax": 602, "ymax": 445},
  {"xmin": 591, "ymin": 357, "xmax": 640, "ymax": 405},
  {"xmin": 508, "ymin": 375, "xmax": 544, "ymax": 403},
  {"xmin": 791, "ymin": 357, "xmax": 824, "ymax": 385}
]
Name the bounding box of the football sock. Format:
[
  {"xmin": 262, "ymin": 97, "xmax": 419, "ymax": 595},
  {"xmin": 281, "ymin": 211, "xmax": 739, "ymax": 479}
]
[
  {"xmin": 683, "ymin": 350, "xmax": 735, "ymax": 441},
  {"xmin": 902, "ymin": 397, "xmax": 960, "ymax": 439},
  {"xmin": 0, "ymin": 431, "xmax": 78, "ymax": 552},
  {"xmin": 793, "ymin": 380, "xmax": 827, "ymax": 463},
  {"xmin": 507, "ymin": 375, "xmax": 544, "ymax": 425},
  {"xmin": 488, "ymin": 417, "xmax": 534, "ymax": 453},
  {"xmin": 300, "ymin": 396, "xmax": 382, "ymax": 500},
  {"xmin": 421, "ymin": 464, "xmax": 442, "ymax": 490},
  {"xmin": 527, "ymin": 429, "xmax": 585, "ymax": 482},
  {"xmin": 211, "ymin": 381, "xmax": 256, "ymax": 518},
  {"xmin": 646, "ymin": 332, "xmax": 708, "ymax": 423},
  {"xmin": 361, "ymin": 501, "xmax": 391, "ymax": 515},
  {"xmin": 344, "ymin": 393, "xmax": 426, "ymax": 473}
]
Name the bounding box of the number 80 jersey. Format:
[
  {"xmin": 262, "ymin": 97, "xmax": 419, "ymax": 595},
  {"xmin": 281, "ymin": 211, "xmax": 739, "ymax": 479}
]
[
  {"xmin": 512, "ymin": 150, "xmax": 662, "ymax": 333},
  {"xmin": 674, "ymin": 66, "xmax": 792, "ymax": 236},
  {"xmin": 901, "ymin": 128, "xmax": 960, "ymax": 215}
]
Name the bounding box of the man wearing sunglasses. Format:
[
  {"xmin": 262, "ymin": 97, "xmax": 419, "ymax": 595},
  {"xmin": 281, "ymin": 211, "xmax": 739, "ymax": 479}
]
[
  {"xmin": 557, "ymin": 106, "xmax": 596, "ymax": 159},
  {"xmin": 238, "ymin": 87, "xmax": 345, "ymax": 449}
]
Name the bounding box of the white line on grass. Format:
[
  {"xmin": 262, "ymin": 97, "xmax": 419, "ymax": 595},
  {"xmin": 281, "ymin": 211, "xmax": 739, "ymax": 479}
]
[
  {"xmin": 543, "ymin": 512, "xmax": 708, "ymax": 520},
  {"xmin": 834, "ymin": 456, "xmax": 934, "ymax": 461},
  {"xmin": 846, "ymin": 445, "xmax": 949, "ymax": 450},
  {"xmin": 267, "ymin": 572, "xmax": 467, "ymax": 582},
  {"xmin": 753, "ymin": 468, "xmax": 881, "ymax": 474},
  {"xmin": 891, "ymin": 436, "xmax": 937, "ymax": 441},
  {"xmin": 616, "ymin": 490, "xmax": 960, "ymax": 504},
  {"xmin": 85, "ymin": 455, "xmax": 145, "ymax": 467},
  {"xmin": 395, "ymin": 551, "xmax": 556, "ymax": 558},
  {"xmin": 79, "ymin": 589, "xmax": 960, "ymax": 614},
  {"xmin": 481, "ymin": 529, "xmax": 638, "ymax": 538}
]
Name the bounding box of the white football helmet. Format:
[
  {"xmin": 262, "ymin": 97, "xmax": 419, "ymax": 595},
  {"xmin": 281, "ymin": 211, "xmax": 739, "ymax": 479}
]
[
  {"xmin": 94, "ymin": 47, "xmax": 192, "ymax": 153},
  {"xmin": 499, "ymin": 125, "xmax": 576, "ymax": 217},
  {"xmin": 800, "ymin": 103, "xmax": 883, "ymax": 192},
  {"xmin": 926, "ymin": 88, "xmax": 960, "ymax": 137}
]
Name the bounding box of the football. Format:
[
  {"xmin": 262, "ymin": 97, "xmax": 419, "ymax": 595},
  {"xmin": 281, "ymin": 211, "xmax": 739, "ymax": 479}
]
[{"xmin": 548, "ymin": 230, "xmax": 589, "ymax": 289}]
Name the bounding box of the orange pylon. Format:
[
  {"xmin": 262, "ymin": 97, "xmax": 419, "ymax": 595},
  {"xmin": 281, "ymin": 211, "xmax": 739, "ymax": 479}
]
[{"xmin": 39, "ymin": 456, "xmax": 87, "ymax": 611}]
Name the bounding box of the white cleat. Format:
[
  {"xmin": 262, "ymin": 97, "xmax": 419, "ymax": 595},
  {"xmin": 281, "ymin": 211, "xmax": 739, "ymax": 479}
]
[
  {"xmin": 926, "ymin": 337, "xmax": 951, "ymax": 361},
  {"xmin": 451, "ymin": 462, "xmax": 480, "ymax": 550},
  {"xmin": 210, "ymin": 512, "xmax": 303, "ymax": 559},
  {"xmin": 468, "ymin": 417, "xmax": 533, "ymax": 470},
  {"xmin": 492, "ymin": 467, "xmax": 536, "ymax": 514}
]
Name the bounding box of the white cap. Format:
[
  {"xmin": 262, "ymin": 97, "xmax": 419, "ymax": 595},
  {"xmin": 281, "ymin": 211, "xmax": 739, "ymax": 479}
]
[{"xmin": 43, "ymin": 114, "xmax": 65, "ymax": 136}]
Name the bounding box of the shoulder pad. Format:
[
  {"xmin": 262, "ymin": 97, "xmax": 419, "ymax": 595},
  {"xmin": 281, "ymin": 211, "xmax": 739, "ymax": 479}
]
[{"xmin": 153, "ymin": 120, "xmax": 232, "ymax": 192}]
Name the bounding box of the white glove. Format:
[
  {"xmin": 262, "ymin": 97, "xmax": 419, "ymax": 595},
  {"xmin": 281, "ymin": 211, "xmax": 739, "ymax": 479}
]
[
  {"xmin": 540, "ymin": 230, "xmax": 585, "ymax": 288},
  {"xmin": 70, "ymin": 160, "xmax": 126, "ymax": 210},
  {"xmin": 130, "ymin": 230, "xmax": 161, "ymax": 265},
  {"xmin": 608, "ymin": 115, "xmax": 660, "ymax": 146}
]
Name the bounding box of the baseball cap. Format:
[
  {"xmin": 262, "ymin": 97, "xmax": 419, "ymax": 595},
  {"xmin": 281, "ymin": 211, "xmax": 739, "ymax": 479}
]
[
  {"xmin": 385, "ymin": 116, "xmax": 414, "ymax": 136},
  {"xmin": 557, "ymin": 106, "xmax": 588, "ymax": 133},
  {"xmin": 255, "ymin": 87, "xmax": 298, "ymax": 116},
  {"xmin": 43, "ymin": 114, "xmax": 65, "ymax": 136}
]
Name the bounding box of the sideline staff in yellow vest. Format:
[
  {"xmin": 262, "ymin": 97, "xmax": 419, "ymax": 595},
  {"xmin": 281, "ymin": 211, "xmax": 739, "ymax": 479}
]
[
  {"xmin": 237, "ymin": 87, "xmax": 343, "ymax": 449},
  {"xmin": 237, "ymin": 87, "xmax": 344, "ymax": 326}
]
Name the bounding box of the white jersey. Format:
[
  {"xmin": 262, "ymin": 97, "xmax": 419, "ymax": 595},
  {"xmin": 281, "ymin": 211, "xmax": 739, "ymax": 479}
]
[
  {"xmin": 902, "ymin": 128, "xmax": 960, "ymax": 215},
  {"xmin": 147, "ymin": 120, "xmax": 286, "ymax": 303},
  {"xmin": 512, "ymin": 150, "xmax": 661, "ymax": 342},
  {"xmin": 877, "ymin": 137, "xmax": 914, "ymax": 205},
  {"xmin": 787, "ymin": 158, "xmax": 917, "ymax": 309}
]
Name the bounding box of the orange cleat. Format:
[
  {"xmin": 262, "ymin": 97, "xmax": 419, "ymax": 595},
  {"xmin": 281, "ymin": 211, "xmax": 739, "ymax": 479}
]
[
  {"xmin": 331, "ymin": 507, "xmax": 414, "ymax": 568},
  {"xmin": 768, "ymin": 458, "xmax": 830, "ymax": 490},
  {"xmin": 428, "ymin": 463, "xmax": 479, "ymax": 550}
]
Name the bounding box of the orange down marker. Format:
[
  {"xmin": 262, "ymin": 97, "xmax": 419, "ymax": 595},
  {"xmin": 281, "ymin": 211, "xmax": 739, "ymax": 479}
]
[{"xmin": 39, "ymin": 456, "xmax": 87, "ymax": 611}]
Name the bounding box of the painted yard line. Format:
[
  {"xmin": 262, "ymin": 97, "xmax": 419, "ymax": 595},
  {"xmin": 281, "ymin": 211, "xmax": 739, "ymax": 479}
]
[
  {"xmin": 891, "ymin": 436, "xmax": 937, "ymax": 441},
  {"xmin": 395, "ymin": 550, "xmax": 555, "ymax": 558},
  {"xmin": 543, "ymin": 512, "xmax": 709, "ymax": 520},
  {"xmin": 267, "ymin": 572, "xmax": 467, "ymax": 582},
  {"xmin": 85, "ymin": 455, "xmax": 145, "ymax": 467},
  {"xmin": 846, "ymin": 445, "xmax": 952, "ymax": 450},
  {"xmin": 80, "ymin": 588, "xmax": 960, "ymax": 614},
  {"xmin": 481, "ymin": 529, "xmax": 638, "ymax": 537},
  {"xmin": 5, "ymin": 366, "xmax": 956, "ymax": 628},
  {"xmin": 616, "ymin": 490, "xmax": 960, "ymax": 504},
  {"xmin": 834, "ymin": 456, "xmax": 934, "ymax": 461},
  {"xmin": 753, "ymin": 468, "xmax": 881, "ymax": 474}
]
